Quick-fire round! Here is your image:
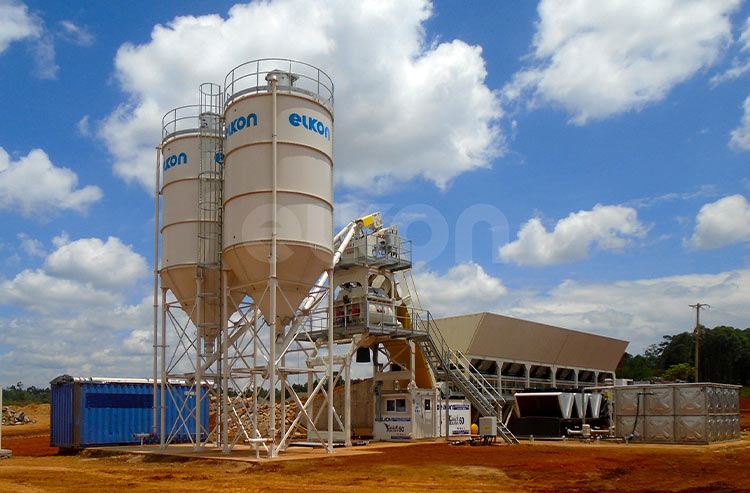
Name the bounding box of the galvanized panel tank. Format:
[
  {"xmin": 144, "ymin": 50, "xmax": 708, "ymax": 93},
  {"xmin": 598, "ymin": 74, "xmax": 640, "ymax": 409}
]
[
  {"xmin": 160, "ymin": 106, "xmax": 222, "ymax": 342},
  {"xmin": 612, "ymin": 383, "xmax": 741, "ymax": 443},
  {"xmin": 222, "ymin": 60, "xmax": 334, "ymax": 324}
]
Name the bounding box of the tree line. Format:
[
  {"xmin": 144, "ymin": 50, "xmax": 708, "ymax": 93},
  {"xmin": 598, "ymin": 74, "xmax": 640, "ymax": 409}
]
[
  {"xmin": 2, "ymin": 382, "xmax": 51, "ymax": 405},
  {"xmin": 617, "ymin": 325, "xmax": 750, "ymax": 385}
]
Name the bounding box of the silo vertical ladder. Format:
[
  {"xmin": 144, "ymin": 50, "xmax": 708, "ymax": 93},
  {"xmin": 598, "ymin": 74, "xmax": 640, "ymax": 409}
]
[
  {"xmin": 197, "ymin": 83, "xmax": 224, "ymax": 354},
  {"xmin": 414, "ymin": 314, "xmax": 518, "ymax": 444}
]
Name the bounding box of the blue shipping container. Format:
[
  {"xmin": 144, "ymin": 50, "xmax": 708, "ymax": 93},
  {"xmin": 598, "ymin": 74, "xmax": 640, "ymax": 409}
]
[{"xmin": 50, "ymin": 375, "xmax": 210, "ymax": 448}]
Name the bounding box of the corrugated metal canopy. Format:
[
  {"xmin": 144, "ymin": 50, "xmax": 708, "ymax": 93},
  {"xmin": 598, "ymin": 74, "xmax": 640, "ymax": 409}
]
[{"xmin": 432, "ymin": 312, "xmax": 628, "ymax": 371}]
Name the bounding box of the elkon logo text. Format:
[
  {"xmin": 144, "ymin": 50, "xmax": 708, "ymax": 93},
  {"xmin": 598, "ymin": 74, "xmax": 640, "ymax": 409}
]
[
  {"xmin": 289, "ymin": 113, "xmax": 330, "ymax": 141},
  {"xmin": 226, "ymin": 113, "xmax": 258, "ymax": 136},
  {"xmin": 163, "ymin": 152, "xmax": 187, "ymax": 170}
]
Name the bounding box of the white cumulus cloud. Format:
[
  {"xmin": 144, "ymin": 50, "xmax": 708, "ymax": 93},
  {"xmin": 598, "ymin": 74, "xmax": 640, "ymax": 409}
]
[
  {"xmin": 44, "ymin": 236, "xmax": 149, "ymax": 289},
  {"xmin": 730, "ymin": 95, "xmax": 750, "ymax": 150},
  {"xmin": 100, "ymin": 0, "xmax": 502, "ymax": 192},
  {"xmin": 505, "ymin": 268, "xmax": 750, "ymax": 353},
  {"xmin": 0, "ymin": 269, "xmax": 121, "ymax": 314},
  {"xmin": 504, "ymin": 0, "xmax": 739, "ymax": 124},
  {"xmin": 410, "ymin": 261, "xmax": 750, "ymax": 354},
  {"xmin": 688, "ymin": 194, "xmax": 750, "ymax": 249},
  {"xmin": 0, "ymin": 234, "xmax": 149, "ymax": 313},
  {"xmin": 500, "ymin": 204, "xmax": 647, "ymax": 266},
  {"xmin": 0, "ymin": 0, "xmax": 41, "ymax": 54},
  {"xmin": 0, "ymin": 147, "xmax": 103, "ymax": 217},
  {"xmin": 412, "ymin": 261, "xmax": 507, "ymax": 315},
  {"xmin": 0, "ymin": 234, "xmax": 153, "ymax": 385},
  {"xmin": 0, "ymin": 295, "xmax": 153, "ymax": 386}
]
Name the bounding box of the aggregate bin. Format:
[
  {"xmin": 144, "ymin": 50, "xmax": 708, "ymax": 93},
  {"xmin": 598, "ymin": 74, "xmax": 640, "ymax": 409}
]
[{"xmin": 50, "ymin": 375, "xmax": 209, "ymax": 448}]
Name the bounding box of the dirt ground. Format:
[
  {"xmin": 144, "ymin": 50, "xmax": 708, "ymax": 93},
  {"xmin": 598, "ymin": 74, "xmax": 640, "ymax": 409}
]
[{"xmin": 1, "ymin": 399, "xmax": 749, "ymax": 493}]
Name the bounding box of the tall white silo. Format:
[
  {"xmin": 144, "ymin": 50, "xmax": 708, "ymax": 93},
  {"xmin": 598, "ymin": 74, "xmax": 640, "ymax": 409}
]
[
  {"xmin": 222, "ymin": 60, "xmax": 334, "ymax": 326},
  {"xmin": 160, "ymin": 84, "xmax": 236, "ymax": 352}
]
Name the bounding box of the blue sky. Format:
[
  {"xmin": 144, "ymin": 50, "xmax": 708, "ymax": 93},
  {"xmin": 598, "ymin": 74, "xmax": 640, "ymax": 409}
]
[{"xmin": 1, "ymin": 0, "xmax": 750, "ymax": 387}]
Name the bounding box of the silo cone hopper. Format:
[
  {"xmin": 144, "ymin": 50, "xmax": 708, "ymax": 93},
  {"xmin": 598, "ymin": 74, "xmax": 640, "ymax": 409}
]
[
  {"xmin": 223, "ymin": 243, "xmax": 332, "ymax": 327},
  {"xmin": 159, "ymin": 267, "xmax": 243, "ymax": 351}
]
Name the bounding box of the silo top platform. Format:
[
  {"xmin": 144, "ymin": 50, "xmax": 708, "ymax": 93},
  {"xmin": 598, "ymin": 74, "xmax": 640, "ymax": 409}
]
[
  {"xmin": 224, "ymin": 58, "xmax": 334, "ymax": 113},
  {"xmin": 161, "ymin": 105, "xmax": 222, "ymax": 144}
]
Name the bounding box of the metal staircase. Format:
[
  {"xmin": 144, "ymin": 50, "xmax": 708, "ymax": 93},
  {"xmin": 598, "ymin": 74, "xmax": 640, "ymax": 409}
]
[{"xmin": 413, "ymin": 312, "xmax": 518, "ymax": 444}]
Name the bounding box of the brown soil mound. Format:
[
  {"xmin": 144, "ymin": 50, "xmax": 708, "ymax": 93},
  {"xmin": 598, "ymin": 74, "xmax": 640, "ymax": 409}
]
[{"xmin": 20, "ymin": 403, "xmax": 50, "ymax": 417}]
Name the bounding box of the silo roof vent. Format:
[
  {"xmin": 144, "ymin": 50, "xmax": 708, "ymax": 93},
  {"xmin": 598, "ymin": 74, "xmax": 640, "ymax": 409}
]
[{"xmin": 265, "ymin": 69, "xmax": 298, "ymax": 87}]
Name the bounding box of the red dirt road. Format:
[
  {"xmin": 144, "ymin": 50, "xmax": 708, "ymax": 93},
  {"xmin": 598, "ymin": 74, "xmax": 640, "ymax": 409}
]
[{"xmin": 0, "ymin": 400, "xmax": 749, "ymax": 492}]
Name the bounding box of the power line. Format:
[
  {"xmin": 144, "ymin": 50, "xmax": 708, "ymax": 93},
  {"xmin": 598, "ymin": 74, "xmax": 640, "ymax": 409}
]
[{"xmin": 689, "ymin": 302, "xmax": 710, "ymax": 382}]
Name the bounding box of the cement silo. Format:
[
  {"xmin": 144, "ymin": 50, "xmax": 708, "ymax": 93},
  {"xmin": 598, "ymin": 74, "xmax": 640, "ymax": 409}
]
[
  {"xmin": 160, "ymin": 83, "xmax": 226, "ymax": 353},
  {"xmin": 155, "ymin": 61, "xmax": 338, "ymax": 457},
  {"xmin": 222, "ymin": 59, "xmax": 334, "ymax": 326}
]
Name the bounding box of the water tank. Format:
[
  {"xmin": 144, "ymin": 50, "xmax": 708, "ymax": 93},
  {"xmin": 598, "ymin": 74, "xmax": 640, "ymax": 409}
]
[
  {"xmin": 222, "ymin": 59, "xmax": 334, "ymax": 325},
  {"xmin": 160, "ymin": 103, "xmax": 224, "ymax": 347}
]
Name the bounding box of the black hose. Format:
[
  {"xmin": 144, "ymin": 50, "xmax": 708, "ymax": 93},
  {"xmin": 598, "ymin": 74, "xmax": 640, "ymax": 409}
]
[
  {"xmin": 628, "ymin": 391, "xmax": 654, "ymax": 440},
  {"xmin": 628, "ymin": 392, "xmax": 641, "ymax": 440}
]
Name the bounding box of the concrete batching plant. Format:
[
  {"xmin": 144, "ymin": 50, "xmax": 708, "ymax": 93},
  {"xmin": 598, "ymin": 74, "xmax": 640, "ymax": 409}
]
[{"xmin": 154, "ymin": 59, "xmax": 519, "ymax": 459}]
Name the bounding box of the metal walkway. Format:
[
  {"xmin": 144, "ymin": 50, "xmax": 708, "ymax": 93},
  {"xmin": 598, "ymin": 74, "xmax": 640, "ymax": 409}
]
[{"xmin": 413, "ymin": 313, "xmax": 519, "ymax": 444}]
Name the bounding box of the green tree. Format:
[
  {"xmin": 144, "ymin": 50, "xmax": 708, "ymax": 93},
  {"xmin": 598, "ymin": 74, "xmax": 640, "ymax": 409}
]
[
  {"xmin": 658, "ymin": 332, "xmax": 694, "ymax": 370},
  {"xmin": 617, "ymin": 325, "xmax": 750, "ymax": 385},
  {"xmin": 616, "ymin": 352, "xmax": 658, "ymax": 380},
  {"xmin": 3, "ymin": 382, "xmax": 51, "ymax": 405},
  {"xmin": 662, "ymin": 362, "xmax": 695, "ymax": 382},
  {"xmin": 699, "ymin": 326, "xmax": 746, "ymax": 384}
]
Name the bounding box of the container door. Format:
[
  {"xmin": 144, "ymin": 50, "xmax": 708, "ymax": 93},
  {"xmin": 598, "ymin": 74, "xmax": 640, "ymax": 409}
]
[{"xmin": 422, "ymin": 396, "xmax": 434, "ymax": 438}]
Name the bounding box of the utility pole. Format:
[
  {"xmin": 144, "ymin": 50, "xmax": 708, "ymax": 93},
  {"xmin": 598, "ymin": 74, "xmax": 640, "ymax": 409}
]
[{"xmin": 689, "ymin": 303, "xmax": 710, "ymax": 382}]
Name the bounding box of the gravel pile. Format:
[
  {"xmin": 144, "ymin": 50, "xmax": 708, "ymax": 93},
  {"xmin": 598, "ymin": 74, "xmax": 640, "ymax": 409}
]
[{"xmin": 2, "ymin": 406, "xmax": 37, "ymax": 426}]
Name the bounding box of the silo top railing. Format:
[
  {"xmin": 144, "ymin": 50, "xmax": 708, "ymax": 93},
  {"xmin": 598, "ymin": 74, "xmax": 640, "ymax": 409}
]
[
  {"xmin": 223, "ymin": 58, "xmax": 334, "ymax": 113},
  {"xmin": 162, "ymin": 104, "xmax": 224, "ymax": 143},
  {"xmin": 162, "ymin": 104, "xmax": 202, "ymax": 143}
]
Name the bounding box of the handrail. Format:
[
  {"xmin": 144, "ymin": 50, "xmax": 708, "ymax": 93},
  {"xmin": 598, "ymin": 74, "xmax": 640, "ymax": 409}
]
[
  {"xmin": 162, "ymin": 104, "xmax": 203, "ymax": 142},
  {"xmin": 454, "ymin": 350, "xmax": 505, "ymax": 406},
  {"xmin": 223, "ymin": 58, "xmax": 334, "ymax": 112}
]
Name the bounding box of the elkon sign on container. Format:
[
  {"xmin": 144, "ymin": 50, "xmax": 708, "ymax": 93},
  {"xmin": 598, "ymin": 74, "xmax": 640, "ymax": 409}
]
[{"xmin": 439, "ymin": 400, "xmax": 471, "ymax": 436}]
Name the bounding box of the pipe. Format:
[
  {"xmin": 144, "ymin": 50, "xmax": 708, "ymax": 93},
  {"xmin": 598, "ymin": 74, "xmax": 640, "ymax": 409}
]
[
  {"xmin": 153, "ymin": 145, "xmax": 161, "ymax": 435},
  {"xmin": 221, "ymin": 272, "xmax": 229, "ymax": 454},
  {"xmin": 566, "ymin": 427, "xmax": 610, "ymax": 436},
  {"xmin": 300, "ymin": 221, "xmax": 355, "ymax": 312},
  {"xmin": 344, "ymin": 356, "xmax": 351, "ymax": 447},
  {"xmin": 160, "ymin": 287, "xmax": 167, "ymax": 448},
  {"xmin": 409, "ymin": 340, "xmax": 416, "ymax": 440},
  {"xmin": 327, "ymin": 267, "xmax": 334, "ymax": 453},
  {"xmin": 628, "ymin": 391, "xmax": 653, "ymax": 440},
  {"xmin": 269, "ymin": 74, "xmax": 278, "ymax": 458},
  {"xmin": 333, "ymin": 220, "xmax": 354, "ymax": 244},
  {"xmin": 273, "ymin": 221, "xmax": 358, "ymax": 365},
  {"xmin": 253, "ymin": 306, "xmax": 259, "ymax": 459},
  {"xmin": 195, "ymin": 277, "xmax": 202, "ymax": 451},
  {"xmin": 0, "ymin": 388, "xmax": 4, "ymax": 452}
]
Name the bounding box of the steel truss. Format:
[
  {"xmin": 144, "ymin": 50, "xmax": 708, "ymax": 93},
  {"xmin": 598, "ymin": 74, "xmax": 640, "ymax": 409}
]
[{"xmin": 154, "ymin": 214, "xmax": 368, "ymax": 457}]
